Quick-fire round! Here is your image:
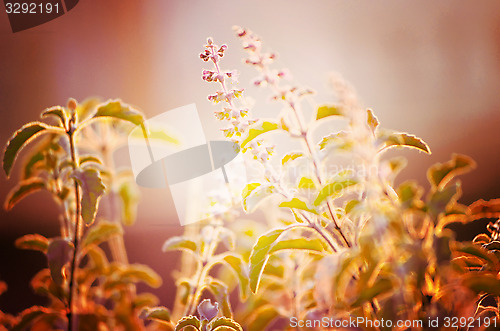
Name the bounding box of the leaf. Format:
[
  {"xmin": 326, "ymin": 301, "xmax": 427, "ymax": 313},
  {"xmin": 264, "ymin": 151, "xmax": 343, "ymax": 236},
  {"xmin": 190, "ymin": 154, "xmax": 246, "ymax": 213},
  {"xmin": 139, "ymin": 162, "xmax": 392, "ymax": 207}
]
[
  {"xmin": 351, "ymin": 277, "xmax": 393, "ymax": 307},
  {"xmin": 222, "ymin": 253, "xmax": 250, "ymax": 300},
  {"xmin": 204, "ymin": 280, "xmax": 232, "ymax": 318},
  {"xmin": 121, "ymin": 264, "xmax": 162, "ymax": 288},
  {"xmin": 82, "ymin": 221, "xmax": 122, "ymax": 248},
  {"xmin": 15, "ymin": 234, "xmax": 49, "ymax": 253},
  {"xmin": 11, "ymin": 306, "xmax": 50, "ymax": 331},
  {"xmin": 93, "ymin": 100, "xmax": 145, "ymax": 126},
  {"xmin": 119, "ymin": 180, "xmax": 140, "ymax": 226},
  {"xmin": 279, "ymin": 197, "xmax": 318, "ymax": 215},
  {"xmin": 71, "ymin": 168, "xmax": 106, "ymax": 224},
  {"xmin": 242, "ymin": 183, "xmax": 275, "ymax": 213},
  {"xmin": 379, "ymin": 131, "xmax": 431, "ymax": 154},
  {"xmin": 162, "ymin": 237, "xmax": 197, "ymax": 253},
  {"xmin": 318, "ymin": 131, "xmax": 351, "ymax": 151},
  {"xmin": 247, "ymin": 305, "xmax": 279, "ymax": 331},
  {"xmin": 314, "ymin": 171, "xmax": 357, "ymax": 206},
  {"xmin": 366, "ymin": 109, "xmax": 379, "ymax": 133},
  {"xmin": 23, "ymin": 151, "xmax": 45, "ymax": 179},
  {"xmin": 130, "ymin": 125, "xmax": 179, "ymax": 145},
  {"xmin": 269, "ymin": 238, "xmax": 325, "ymax": 255},
  {"xmin": 249, "ymin": 228, "xmax": 286, "ymax": 293},
  {"xmin": 241, "ymin": 121, "xmax": 279, "ymax": 148},
  {"xmin": 3, "ymin": 122, "xmax": 53, "ymax": 178},
  {"xmin": 462, "ymin": 273, "xmax": 500, "ymax": 296},
  {"xmin": 281, "ymin": 152, "xmax": 303, "ymax": 166},
  {"xmin": 47, "ymin": 238, "xmax": 73, "ymax": 286},
  {"xmin": 79, "ymin": 155, "xmax": 103, "ymax": 166},
  {"xmin": 133, "ymin": 293, "xmax": 159, "ymax": 309},
  {"xmin": 142, "ymin": 306, "xmax": 171, "ymax": 323},
  {"xmin": 427, "ymin": 181, "xmax": 462, "ymax": 221},
  {"xmin": 209, "ymin": 317, "xmax": 243, "ymax": 331},
  {"xmin": 427, "ymin": 154, "xmax": 476, "ymax": 190},
  {"xmin": 316, "ymin": 105, "xmax": 343, "ymax": 120},
  {"xmin": 298, "ymin": 177, "xmax": 316, "ymax": 189},
  {"xmin": 41, "ymin": 106, "xmax": 67, "ymax": 127},
  {"xmin": 467, "ymin": 198, "xmax": 500, "ymax": 221},
  {"xmin": 4, "ymin": 178, "xmax": 46, "ymax": 210},
  {"xmin": 175, "ymin": 316, "xmax": 201, "ymax": 331},
  {"xmin": 454, "ymin": 243, "xmax": 498, "ymax": 268}
]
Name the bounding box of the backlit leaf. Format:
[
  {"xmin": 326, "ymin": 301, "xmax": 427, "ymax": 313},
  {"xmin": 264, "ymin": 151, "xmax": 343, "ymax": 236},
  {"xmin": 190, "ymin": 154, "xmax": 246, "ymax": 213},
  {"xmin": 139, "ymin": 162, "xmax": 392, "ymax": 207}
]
[
  {"xmin": 71, "ymin": 168, "xmax": 106, "ymax": 224},
  {"xmin": 41, "ymin": 106, "xmax": 67, "ymax": 128},
  {"xmin": 142, "ymin": 306, "xmax": 171, "ymax": 323},
  {"xmin": 379, "ymin": 131, "xmax": 431, "ymax": 154},
  {"xmin": 5, "ymin": 178, "xmax": 45, "ymax": 210},
  {"xmin": 279, "ymin": 197, "xmax": 318, "ymax": 215},
  {"xmin": 462, "ymin": 273, "xmax": 500, "ymax": 296},
  {"xmin": 162, "ymin": 237, "xmax": 197, "ymax": 253},
  {"xmin": 121, "ymin": 264, "xmax": 162, "ymax": 288},
  {"xmin": 222, "ymin": 253, "xmax": 250, "ymax": 300},
  {"xmin": 316, "ymin": 105, "xmax": 343, "ymax": 120},
  {"xmin": 15, "ymin": 234, "xmax": 49, "ymax": 253},
  {"xmin": 3, "ymin": 122, "xmax": 53, "ymax": 178},
  {"xmin": 269, "ymin": 238, "xmax": 326, "ymax": 255},
  {"xmin": 427, "ymin": 154, "xmax": 476, "ymax": 190},
  {"xmin": 281, "ymin": 152, "xmax": 303, "ymax": 166},
  {"xmin": 175, "ymin": 316, "xmax": 200, "ymax": 331},
  {"xmin": 242, "ymin": 183, "xmax": 275, "ymax": 213},
  {"xmin": 351, "ymin": 277, "xmax": 393, "ymax": 307},
  {"xmin": 314, "ymin": 171, "xmax": 357, "ymax": 206},
  {"xmin": 47, "ymin": 238, "xmax": 73, "ymax": 286},
  {"xmin": 241, "ymin": 121, "xmax": 279, "ymax": 148},
  {"xmin": 93, "ymin": 100, "xmax": 145, "ymax": 126},
  {"xmin": 11, "ymin": 306, "xmax": 50, "ymax": 331},
  {"xmin": 82, "ymin": 221, "xmax": 122, "ymax": 248},
  {"xmin": 318, "ymin": 131, "xmax": 351, "ymax": 151},
  {"xmin": 247, "ymin": 305, "xmax": 279, "ymax": 331},
  {"xmin": 467, "ymin": 198, "xmax": 500, "ymax": 221},
  {"xmin": 204, "ymin": 280, "xmax": 232, "ymax": 318},
  {"xmin": 119, "ymin": 180, "xmax": 140, "ymax": 225},
  {"xmin": 298, "ymin": 177, "xmax": 316, "ymax": 189},
  {"xmin": 249, "ymin": 228, "xmax": 285, "ymax": 293},
  {"xmin": 209, "ymin": 317, "xmax": 243, "ymax": 331}
]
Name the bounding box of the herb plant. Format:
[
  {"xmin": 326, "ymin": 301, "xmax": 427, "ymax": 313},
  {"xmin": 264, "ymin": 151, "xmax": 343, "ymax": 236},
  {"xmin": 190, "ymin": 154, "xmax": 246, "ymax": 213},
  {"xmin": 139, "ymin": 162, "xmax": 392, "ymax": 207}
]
[{"xmin": 2, "ymin": 27, "xmax": 500, "ymax": 331}]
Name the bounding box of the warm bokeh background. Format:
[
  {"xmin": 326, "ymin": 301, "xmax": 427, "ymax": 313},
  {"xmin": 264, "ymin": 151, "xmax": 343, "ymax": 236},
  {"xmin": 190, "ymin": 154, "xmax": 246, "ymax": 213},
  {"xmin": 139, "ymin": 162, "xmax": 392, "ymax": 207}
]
[{"xmin": 1, "ymin": 0, "xmax": 499, "ymax": 314}]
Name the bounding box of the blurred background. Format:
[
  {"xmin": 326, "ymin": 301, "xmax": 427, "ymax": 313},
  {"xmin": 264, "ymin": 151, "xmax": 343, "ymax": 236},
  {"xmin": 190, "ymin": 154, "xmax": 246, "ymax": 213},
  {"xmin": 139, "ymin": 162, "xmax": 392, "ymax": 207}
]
[{"xmin": 1, "ymin": 0, "xmax": 499, "ymax": 315}]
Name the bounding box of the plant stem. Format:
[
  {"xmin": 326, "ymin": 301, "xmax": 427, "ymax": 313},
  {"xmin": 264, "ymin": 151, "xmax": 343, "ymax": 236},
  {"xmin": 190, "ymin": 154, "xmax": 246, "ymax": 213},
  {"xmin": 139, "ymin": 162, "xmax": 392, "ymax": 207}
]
[{"xmin": 67, "ymin": 130, "xmax": 81, "ymax": 331}]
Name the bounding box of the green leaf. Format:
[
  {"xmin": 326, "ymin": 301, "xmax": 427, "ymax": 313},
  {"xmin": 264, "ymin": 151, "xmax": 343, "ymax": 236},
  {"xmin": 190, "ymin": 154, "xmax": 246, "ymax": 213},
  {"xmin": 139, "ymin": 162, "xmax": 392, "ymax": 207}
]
[
  {"xmin": 427, "ymin": 181, "xmax": 462, "ymax": 220},
  {"xmin": 467, "ymin": 198, "xmax": 500, "ymax": 221},
  {"xmin": 222, "ymin": 253, "xmax": 250, "ymax": 300},
  {"xmin": 3, "ymin": 122, "xmax": 53, "ymax": 178},
  {"xmin": 462, "ymin": 273, "xmax": 500, "ymax": 296},
  {"xmin": 242, "ymin": 183, "xmax": 275, "ymax": 213},
  {"xmin": 279, "ymin": 197, "xmax": 318, "ymax": 215},
  {"xmin": 366, "ymin": 109, "xmax": 379, "ymax": 133},
  {"xmin": 314, "ymin": 171, "xmax": 358, "ymax": 206},
  {"xmin": 118, "ymin": 180, "xmax": 140, "ymax": 226},
  {"xmin": 93, "ymin": 100, "xmax": 145, "ymax": 126},
  {"xmin": 427, "ymin": 154, "xmax": 476, "ymax": 190},
  {"xmin": 209, "ymin": 317, "xmax": 243, "ymax": 331},
  {"xmin": 71, "ymin": 168, "xmax": 106, "ymax": 224},
  {"xmin": 82, "ymin": 221, "xmax": 122, "ymax": 248},
  {"xmin": 41, "ymin": 106, "xmax": 67, "ymax": 127},
  {"xmin": 47, "ymin": 238, "xmax": 73, "ymax": 286},
  {"xmin": 269, "ymin": 238, "xmax": 325, "ymax": 255},
  {"xmin": 142, "ymin": 306, "xmax": 171, "ymax": 323},
  {"xmin": 130, "ymin": 125, "xmax": 179, "ymax": 145},
  {"xmin": 15, "ymin": 234, "xmax": 49, "ymax": 253},
  {"xmin": 175, "ymin": 316, "xmax": 201, "ymax": 331},
  {"xmin": 281, "ymin": 152, "xmax": 304, "ymax": 166},
  {"xmin": 316, "ymin": 105, "xmax": 343, "ymax": 120},
  {"xmin": 241, "ymin": 121, "xmax": 279, "ymax": 148},
  {"xmin": 249, "ymin": 228, "xmax": 286, "ymax": 293},
  {"xmin": 23, "ymin": 151, "xmax": 45, "ymax": 179},
  {"xmin": 121, "ymin": 264, "xmax": 162, "ymax": 288},
  {"xmin": 133, "ymin": 293, "xmax": 159, "ymax": 309},
  {"xmin": 297, "ymin": 177, "xmax": 316, "ymax": 189},
  {"xmin": 4, "ymin": 178, "xmax": 46, "ymax": 210},
  {"xmin": 162, "ymin": 237, "xmax": 197, "ymax": 253},
  {"xmin": 380, "ymin": 131, "xmax": 431, "ymax": 154},
  {"xmin": 247, "ymin": 305, "xmax": 279, "ymax": 331}
]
